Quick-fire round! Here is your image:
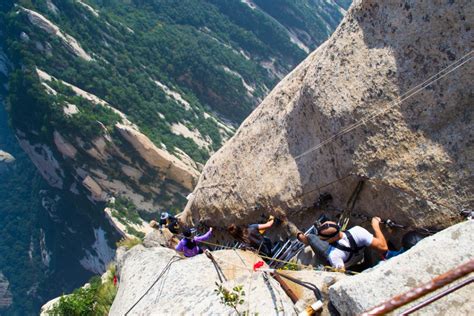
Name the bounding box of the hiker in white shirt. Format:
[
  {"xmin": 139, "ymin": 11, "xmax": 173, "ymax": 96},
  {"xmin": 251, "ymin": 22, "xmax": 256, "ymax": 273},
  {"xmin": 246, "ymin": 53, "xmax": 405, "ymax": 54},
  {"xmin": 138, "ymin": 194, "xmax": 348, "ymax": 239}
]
[{"xmin": 317, "ymin": 217, "xmax": 388, "ymax": 270}]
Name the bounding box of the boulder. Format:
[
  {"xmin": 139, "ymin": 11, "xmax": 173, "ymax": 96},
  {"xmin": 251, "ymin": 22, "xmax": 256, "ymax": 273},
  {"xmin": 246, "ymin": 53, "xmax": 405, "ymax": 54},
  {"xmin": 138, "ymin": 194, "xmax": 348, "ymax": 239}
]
[
  {"xmin": 0, "ymin": 150, "xmax": 14, "ymax": 164},
  {"xmin": 142, "ymin": 228, "xmax": 178, "ymax": 248},
  {"xmin": 39, "ymin": 296, "xmax": 62, "ymax": 316},
  {"xmin": 82, "ymin": 175, "xmax": 106, "ymax": 202},
  {"xmin": 53, "ymin": 131, "xmax": 77, "ymax": 159},
  {"xmin": 329, "ymin": 220, "xmax": 474, "ymax": 315},
  {"xmin": 110, "ymin": 246, "xmax": 342, "ymax": 315},
  {"xmin": 184, "ymin": 0, "xmax": 473, "ymax": 234}
]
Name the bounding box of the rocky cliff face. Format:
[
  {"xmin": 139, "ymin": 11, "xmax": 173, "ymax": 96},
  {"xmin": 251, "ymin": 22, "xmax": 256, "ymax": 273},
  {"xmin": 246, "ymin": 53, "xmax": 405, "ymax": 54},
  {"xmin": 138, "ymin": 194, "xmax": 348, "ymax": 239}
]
[
  {"xmin": 104, "ymin": 219, "xmax": 473, "ymax": 315},
  {"xmin": 0, "ymin": 31, "xmax": 121, "ymax": 315},
  {"xmin": 29, "ymin": 68, "xmax": 200, "ymax": 214},
  {"xmin": 109, "ymin": 243, "xmax": 345, "ymax": 315},
  {"xmin": 1, "ymin": 1, "xmax": 350, "ymax": 313},
  {"xmin": 41, "ymin": 1, "xmax": 474, "ymax": 314},
  {"xmin": 186, "ymin": 0, "xmax": 473, "ymax": 232}
]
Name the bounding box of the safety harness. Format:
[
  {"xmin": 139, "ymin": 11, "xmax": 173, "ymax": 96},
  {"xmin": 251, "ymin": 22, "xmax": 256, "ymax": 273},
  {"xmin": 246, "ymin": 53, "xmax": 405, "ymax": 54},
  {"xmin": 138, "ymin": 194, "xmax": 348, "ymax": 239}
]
[{"xmin": 330, "ymin": 230, "xmax": 365, "ymax": 263}]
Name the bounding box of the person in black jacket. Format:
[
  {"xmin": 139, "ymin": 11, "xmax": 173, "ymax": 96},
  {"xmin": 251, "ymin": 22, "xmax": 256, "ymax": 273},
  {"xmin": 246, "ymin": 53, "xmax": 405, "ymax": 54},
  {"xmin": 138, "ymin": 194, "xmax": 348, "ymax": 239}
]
[
  {"xmin": 150, "ymin": 212, "xmax": 180, "ymax": 234},
  {"xmin": 227, "ymin": 216, "xmax": 275, "ymax": 256}
]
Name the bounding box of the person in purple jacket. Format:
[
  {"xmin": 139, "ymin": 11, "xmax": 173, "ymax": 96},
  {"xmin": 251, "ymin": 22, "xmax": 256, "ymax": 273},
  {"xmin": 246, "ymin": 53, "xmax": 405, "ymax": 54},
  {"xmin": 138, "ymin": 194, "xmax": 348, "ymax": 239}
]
[{"xmin": 175, "ymin": 227, "xmax": 213, "ymax": 257}]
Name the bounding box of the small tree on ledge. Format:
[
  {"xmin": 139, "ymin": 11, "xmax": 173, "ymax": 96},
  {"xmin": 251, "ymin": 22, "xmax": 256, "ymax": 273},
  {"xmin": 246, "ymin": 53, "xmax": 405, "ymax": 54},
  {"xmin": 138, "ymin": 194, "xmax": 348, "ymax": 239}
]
[{"xmin": 214, "ymin": 282, "xmax": 246, "ymax": 315}]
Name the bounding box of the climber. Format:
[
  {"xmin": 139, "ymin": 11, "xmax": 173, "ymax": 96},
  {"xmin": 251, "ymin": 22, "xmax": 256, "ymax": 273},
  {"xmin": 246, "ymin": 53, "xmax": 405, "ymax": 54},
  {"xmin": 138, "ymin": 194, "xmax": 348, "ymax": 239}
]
[
  {"xmin": 227, "ymin": 216, "xmax": 275, "ymax": 257},
  {"xmin": 150, "ymin": 212, "xmax": 180, "ymax": 234},
  {"xmin": 175, "ymin": 227, "xmax": 213, "ymax": 257},
  {"xmin": 296, "ymin": 217, "xmax": 388, "ymax": 270},
  {"xmin": 296, "ymin": 231, "xmax": 331, "ymax": 266}
]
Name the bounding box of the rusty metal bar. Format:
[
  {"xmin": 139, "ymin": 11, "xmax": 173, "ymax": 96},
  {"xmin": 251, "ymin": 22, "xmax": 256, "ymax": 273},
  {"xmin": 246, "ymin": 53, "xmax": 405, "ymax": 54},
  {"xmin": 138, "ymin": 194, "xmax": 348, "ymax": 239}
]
[
  {"xmin": 361, "ymin": 259, "xmax": 474, "ymax": 315},
  {"xmin": 400, "ymin": 276, "xmax": 473, "ymax": 315},
  {"xmin": 271, "ymin": 273, "xmax": 299, "ymax": 303}
]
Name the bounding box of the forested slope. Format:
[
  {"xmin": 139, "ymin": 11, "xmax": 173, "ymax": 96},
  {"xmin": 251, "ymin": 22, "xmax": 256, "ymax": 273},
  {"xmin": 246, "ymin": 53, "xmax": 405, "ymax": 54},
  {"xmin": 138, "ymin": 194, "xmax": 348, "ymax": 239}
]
[
  {"xmin": 0, "ymin": 0, "xmax": 348, "ymax": 313},
  {"xmin": 2, "ymin": 0, "xmax": 348, "ymax": 217}
]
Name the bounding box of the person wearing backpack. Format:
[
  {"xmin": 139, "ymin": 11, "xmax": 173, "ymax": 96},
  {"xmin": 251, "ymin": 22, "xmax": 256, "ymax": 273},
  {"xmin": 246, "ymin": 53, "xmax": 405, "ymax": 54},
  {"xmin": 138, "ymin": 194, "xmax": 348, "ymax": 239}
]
[
  {"xmin": 295, "ymin": 217, "xmax": 388, "ymax": 270},
  {"xmin": 317, "ymin": 217, "xmax": 388, "ymax": 270},
  {"xmin": 175, "ymin": 227, "xmax": 213, "ymax": 257},
  {"xmin": 150, "ymin": 212, "xmax": 181, "ymax": 234}
]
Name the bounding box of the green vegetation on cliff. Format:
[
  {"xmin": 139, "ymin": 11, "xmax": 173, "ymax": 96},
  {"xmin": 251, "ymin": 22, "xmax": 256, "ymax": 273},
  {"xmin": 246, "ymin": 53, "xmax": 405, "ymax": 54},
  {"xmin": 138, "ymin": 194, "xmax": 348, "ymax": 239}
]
[
  {"xmin": 0, "ymin": 0, "xmax": 349, "ymax": 218},
  {"xmin": 0, "ymin": 1, "xmax": 348, "ymax": 313},
  {"xmin": 4, "ymin": 0, "xmax": 347, "ymax": 163},
  {"xmin": 0, "ymin": 150, "xmax": 46, "ymax": 315},
  {"xmin": 48, "ymin": 266, "xmax": 117, "ymax": 316}
]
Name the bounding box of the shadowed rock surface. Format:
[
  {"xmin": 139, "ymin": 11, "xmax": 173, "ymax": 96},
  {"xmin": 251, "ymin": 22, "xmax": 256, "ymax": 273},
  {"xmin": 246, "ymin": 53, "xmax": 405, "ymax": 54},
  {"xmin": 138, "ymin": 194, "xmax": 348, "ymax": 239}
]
[{"xmin": 186, "ymin": 0, "xmax": 473, "ymax": 233}]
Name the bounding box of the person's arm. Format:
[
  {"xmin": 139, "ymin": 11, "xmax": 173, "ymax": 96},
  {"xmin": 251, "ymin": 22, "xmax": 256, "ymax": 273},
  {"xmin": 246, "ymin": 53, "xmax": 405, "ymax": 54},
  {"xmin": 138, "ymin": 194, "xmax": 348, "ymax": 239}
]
[
  {"xmin": 195, "ymin": 227, "xmax": 213, "ymax": 242},
  {"xmin": 370, "ymin": 217, "xmax": 388, "ymax": 252},
  {"xmin": 284, "ymin": 220, "xmax": 301, "ymax": 237},
  {"xmin": 175, "ymin": 239, "xmax": 185, "ymax": 252},
  {"xmin": 257, "ymin": 217, "xmax": 274, "ymax": 230}
]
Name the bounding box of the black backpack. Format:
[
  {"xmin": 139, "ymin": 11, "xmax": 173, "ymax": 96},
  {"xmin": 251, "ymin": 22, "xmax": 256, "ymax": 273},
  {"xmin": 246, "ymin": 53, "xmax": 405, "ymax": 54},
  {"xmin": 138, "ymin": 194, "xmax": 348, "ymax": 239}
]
[{"xmin": 247, "ymin": 226, "xmax": 273, "ymax": 256}]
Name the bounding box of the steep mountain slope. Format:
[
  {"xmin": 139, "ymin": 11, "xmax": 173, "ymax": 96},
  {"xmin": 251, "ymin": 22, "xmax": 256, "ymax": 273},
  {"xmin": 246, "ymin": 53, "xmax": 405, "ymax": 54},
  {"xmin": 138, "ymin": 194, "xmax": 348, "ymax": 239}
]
[
  {"xmin": 186, "ymin": 0, "xmax": 473, "ymax": 234},
  {"xmin": 3, "ymin": 0, "xmax": 348, "ymax": 219},
  {"xmin": 0, "ymin": 71, "xmax": 122, "ymax": 314},
  {"xmin": 248, "ymin": 0, "xmax": 349, "ymax": 53},
  {"xmin": 37, "ymin": 1, "xmax": 473, "ymax": 315},
  {"xmin": 0, "ymin": 0, "xmax": 349, "ymax": 314}
]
